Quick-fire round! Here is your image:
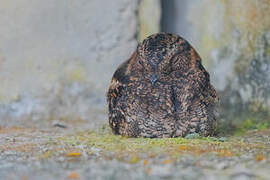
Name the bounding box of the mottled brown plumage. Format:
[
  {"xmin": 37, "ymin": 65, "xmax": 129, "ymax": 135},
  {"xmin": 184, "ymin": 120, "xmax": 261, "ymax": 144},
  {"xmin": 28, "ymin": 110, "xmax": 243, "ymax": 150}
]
[{"xmin": 107, "ymin": 33, "xmax": 218, "ymax": 138}]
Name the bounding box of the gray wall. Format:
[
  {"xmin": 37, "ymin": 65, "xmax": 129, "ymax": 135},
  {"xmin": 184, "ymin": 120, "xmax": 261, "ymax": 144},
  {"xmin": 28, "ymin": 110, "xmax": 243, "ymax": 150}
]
[
  {"xmin": 161, "ymin": 0, "xmax": 199, "ymax": 48},
  {"xmin": 0, "ymin": 0, "xmax": 139, "ymax": 127},
  {"xmin": 162, "ymin": 0, "xmax": 270, "ymax": 130},
  {"xmin": 2, "ymin": 0, "xmax": 269, "ymax": 130}
]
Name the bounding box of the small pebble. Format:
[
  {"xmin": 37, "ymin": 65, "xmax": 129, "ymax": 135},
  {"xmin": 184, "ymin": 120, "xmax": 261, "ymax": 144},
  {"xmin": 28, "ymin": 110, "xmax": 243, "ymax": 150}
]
[
  {"xmin": 218, "ymin": 137, "xmax": 228, "ymax": 142},
  {"xmin": 185, "ymin": 133, "xmax": 201, "ymax": 139}
]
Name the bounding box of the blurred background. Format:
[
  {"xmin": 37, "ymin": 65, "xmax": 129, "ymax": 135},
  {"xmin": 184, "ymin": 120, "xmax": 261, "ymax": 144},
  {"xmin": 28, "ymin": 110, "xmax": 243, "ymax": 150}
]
[{"xmin": 0, "ymin": 0, "xmax": 270, "ymax": 133}]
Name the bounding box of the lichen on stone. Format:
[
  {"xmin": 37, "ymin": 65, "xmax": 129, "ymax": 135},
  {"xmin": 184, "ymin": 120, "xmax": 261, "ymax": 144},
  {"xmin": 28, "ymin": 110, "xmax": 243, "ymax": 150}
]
[{"xmin": 188, "ymin": 0, "xmax": 270, "ymax": 132}]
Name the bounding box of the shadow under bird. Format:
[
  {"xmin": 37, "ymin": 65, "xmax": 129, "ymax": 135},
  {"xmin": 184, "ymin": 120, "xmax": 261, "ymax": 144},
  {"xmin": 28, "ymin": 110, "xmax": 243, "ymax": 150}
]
[{"xmin": 107, "ymin": 33, "xmax": 218, "ymax": 138}]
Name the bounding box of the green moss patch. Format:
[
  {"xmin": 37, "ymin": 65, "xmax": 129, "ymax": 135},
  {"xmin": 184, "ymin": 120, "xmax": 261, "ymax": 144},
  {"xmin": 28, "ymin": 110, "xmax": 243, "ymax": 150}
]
[{"xmin": 39, "ymin": 125, "xmax": 270, "ymax": 163}]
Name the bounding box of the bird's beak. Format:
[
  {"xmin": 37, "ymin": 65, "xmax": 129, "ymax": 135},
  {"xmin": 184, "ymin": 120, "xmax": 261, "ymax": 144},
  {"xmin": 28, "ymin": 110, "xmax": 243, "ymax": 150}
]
[{"xmin": 149, "ymin": 74, "xmax": 159, "ymax": 86}]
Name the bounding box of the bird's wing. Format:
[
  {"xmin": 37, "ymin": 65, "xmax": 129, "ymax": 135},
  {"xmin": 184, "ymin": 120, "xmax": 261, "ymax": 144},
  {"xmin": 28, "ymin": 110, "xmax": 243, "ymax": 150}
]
[
  {"xmin": 171, "ymin": 59, "xmax": 218, "ymax": 136},
  {"xmin": 107, "ymin": 59, "xmax": 130, "ymax": 134}
]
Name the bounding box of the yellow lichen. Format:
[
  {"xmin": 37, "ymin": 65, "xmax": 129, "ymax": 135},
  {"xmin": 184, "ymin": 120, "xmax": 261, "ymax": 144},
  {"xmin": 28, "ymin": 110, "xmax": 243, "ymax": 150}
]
[
  {"xmin": 191, "ymin": 0, "xmax": 270, "ymax": 65},
  {"xmin": 67, "ymin": 172, "xmax": 79, "ymax": 179},
  {"xmin": 255, "ymin": 154, "xmax": 265, "ymax": 161},
  {"xmin": 65, "ymin": 65, "xmax": 86, "ymax": 82},
  {"xmin": 66, "ymin": 152, "xmax": 81, "ymax": 157}
]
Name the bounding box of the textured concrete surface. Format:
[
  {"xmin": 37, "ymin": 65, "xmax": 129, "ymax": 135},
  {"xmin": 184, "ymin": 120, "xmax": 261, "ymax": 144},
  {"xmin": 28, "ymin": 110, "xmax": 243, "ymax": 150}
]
[
  {"xmin": 0, "ymin": 0, "xmax": 139, "ymax": 126},
  {"xmin": 0, "ymin": 126, "xmax": 270, "ymax": 180}
]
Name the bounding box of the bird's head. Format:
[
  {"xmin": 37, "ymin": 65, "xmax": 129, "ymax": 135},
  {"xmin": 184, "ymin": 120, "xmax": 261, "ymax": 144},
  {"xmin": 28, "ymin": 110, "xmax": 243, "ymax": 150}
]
[
  {"xmin": 126, "ymin": 33, "xmax": 199, "ymax": 87},
  {"xmin": 136, "ymin": 33, "xmax": 192, "ymax": 76}
]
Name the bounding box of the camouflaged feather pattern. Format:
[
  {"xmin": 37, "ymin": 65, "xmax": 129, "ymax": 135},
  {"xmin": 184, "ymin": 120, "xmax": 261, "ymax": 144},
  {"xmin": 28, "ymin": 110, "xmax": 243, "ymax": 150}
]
[{"xmin": 107, "ymin": 33, "xmax": 218, "ymax": 138}]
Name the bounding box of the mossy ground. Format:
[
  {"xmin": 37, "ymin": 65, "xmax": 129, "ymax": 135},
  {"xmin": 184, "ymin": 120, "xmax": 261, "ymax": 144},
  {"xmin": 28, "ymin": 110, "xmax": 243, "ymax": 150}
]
[
  {"xmin": 37, "ymin": 124, "xmax": 270, "ymax": 164},
  {"xmin": 1, "ymin": 124, "xmax": 270, "ymax": 179}
]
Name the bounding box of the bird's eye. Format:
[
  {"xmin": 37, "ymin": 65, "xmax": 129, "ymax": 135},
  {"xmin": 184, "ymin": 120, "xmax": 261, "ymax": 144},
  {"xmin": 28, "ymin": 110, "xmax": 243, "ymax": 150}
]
[
  {"xmin": 160, "ymin": 62, "xmax": 173, "ymax": 75},
  {"xmin": 137, "ymin": 59, "xmax": 146, "ymax": 71},
  {"xmin": 162, "ymin": 68, "xmax": 171, "ymax": 75}
]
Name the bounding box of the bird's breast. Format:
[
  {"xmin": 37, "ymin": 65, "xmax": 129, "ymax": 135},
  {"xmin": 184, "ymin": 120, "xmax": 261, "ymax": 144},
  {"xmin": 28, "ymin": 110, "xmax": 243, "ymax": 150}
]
[{"xmin": 129, "ymin": 80, "xmax": 173, "ymax": 114}]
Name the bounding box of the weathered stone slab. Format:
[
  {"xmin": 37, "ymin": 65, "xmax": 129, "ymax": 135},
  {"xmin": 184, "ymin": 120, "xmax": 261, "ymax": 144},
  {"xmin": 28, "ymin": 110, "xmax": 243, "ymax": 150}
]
[{"xmin": 0, "ymin": 0, "xmax": 139, "ymax": 126}]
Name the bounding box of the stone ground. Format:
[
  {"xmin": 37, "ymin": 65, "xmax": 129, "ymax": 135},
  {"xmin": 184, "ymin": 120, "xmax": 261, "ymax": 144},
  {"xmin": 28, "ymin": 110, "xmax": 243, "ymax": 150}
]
[{"xmin": 0, "ymin": 122, "xmax": 270, "ymax": 180}]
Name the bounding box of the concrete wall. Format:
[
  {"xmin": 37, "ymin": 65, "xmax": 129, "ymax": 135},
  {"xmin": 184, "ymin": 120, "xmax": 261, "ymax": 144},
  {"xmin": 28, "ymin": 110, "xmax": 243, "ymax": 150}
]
[
  {"xmin": 162, "ymin": 0, "xmax": 270, "ymax": 130},
  {"xmin": 0, "ymin": 0, "xmax": 140, "ymax": 127},
  {"xmin": 3, "ymin": 0, "xmax": 269, "ymax": 131},
  {"xmin": 138, "ymin": 0, "xmax": 161, "ymax": 42}
]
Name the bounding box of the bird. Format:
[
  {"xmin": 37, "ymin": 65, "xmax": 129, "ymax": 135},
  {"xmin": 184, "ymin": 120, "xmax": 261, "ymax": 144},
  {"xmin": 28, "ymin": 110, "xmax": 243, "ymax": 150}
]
[{"xmin": 107, "ymin": 33, "xmax": 218, "ymax": 138}]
